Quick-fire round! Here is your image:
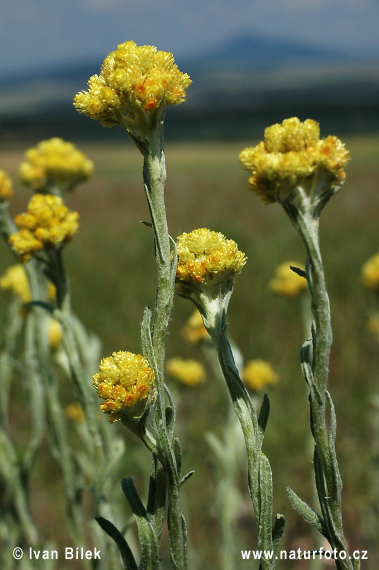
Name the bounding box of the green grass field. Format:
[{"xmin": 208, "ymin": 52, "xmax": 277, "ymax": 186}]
[{"xmin": 1, "ymin": 134, "xmax": 379, "ymax": 568}]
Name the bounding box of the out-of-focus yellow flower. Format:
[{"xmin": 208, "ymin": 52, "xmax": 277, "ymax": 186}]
[
  {"xmin": 48, "ymin": 318, "xmax": 63, "ymax": 349},
  {"xmin": 366, "ymin": 315, "xmax": 379, "ymax": 335},
  {"xmin": 9, "ymin": 194, "xmax": 79, "ymax": 262},
  {"xmin": 92, "ymin": 351, "xmax": 155, "ymax": 423},
  {"xmin": 175, "ymin": 228, "xmax": 246, "ymax": 286},
  {"xmin": 19, "ymin": 138, "xmax": 93, "ymax": 193},
  {"xmin": 239, "ymin": 117, "xmax": 349, "ymax": 208},
  {"xmin": 0, "ymin": 169, "xmax": 14, "ymax": 200},
  {"xmin": 166, "ymin": 356, "xmax": 206, "ymax": 387},
  {"xmin": 182, "ymin": 310, "xmax": 209, "ymax": 344},
  {"xmin": 361, "ymin": 253, "xmax": 379, "ymax": 290},
  {"xmin": 269, "ymin": 261, "xmax": 307, "ymax": 297},
  {"xmin": 242, "ymin": 359, "xmax": 278, "ymax": 392},
  {"xmin": 0, "ymin": 264, "xmax": 31, "ymax": 303},
  {"xmin": 65, "ymin": 402, "xmax": 85, "ymax": 422},
  {"xmin": 74, "ymin": 41, "xmax": 191, "ymax": 130}
]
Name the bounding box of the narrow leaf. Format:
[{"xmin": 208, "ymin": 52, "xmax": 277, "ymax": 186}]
[
  {"xmin": 287, "ymin": 487, "xmax": 328, "ymax": 538},
  {"xmin": 95, "ymin": 516, "xmax": 138, "ymax": 570},
  {"xmin": 258, "ymin": 454, "xmax": 273, "ymax": 553},
  {"xmin": 272, "ymin": 514, "xmax": 286, "ymax": 553},
  {"xmin": 258, "ymin": 393, "xmax": 270, "ymax": 445},
  {"xmin": 180, "ymin": 470, "xmax": 195, "ymax": 486}
]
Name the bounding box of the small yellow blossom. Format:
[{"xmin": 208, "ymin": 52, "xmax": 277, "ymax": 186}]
[
  {"xmin": 242, "ymin": 360, "xmax": 278, "ymax": 392},
  {"xmin": 166, "ymin": 357, "xmax": 206, "ymax": 387},
  {"xmin": 239, "ymin": 117, "xmax": 350, "ymax": 207},
  {"xmin": 9, "ymin": 194, "xmax": 79, "ymax": 262},
  {"xmin": 182, "ymin": 310, "xmax": 209, "ymax": 344},
  {"xmin": 269, "ymin": 261, "xmax": 307, "ymax": 297},
  {"xmin": 65, "ymin": 402, "xmax": 85, "ymax": 422},
  {"xmin": 74, "ymin": 41, "xmax": 191, "ymax": 129},
  {"xmin": 92, "ymin": 351, "xmax": 155, "ymax": 423},
  {"xmin": 0, "ymin": 169, "xmax": 14, "ymax": 200},
  {"xmin": 366, "ymin": 315, "xmax": 379, "ymax": 335},
  {"xmin": 0, "ymin": 264, "xmax": 31, "ymax": 303},
  {"xmin": 49, "ymin": 319, "xmax": 63, "ymax": 349},
  {"xmin": 361, "ymin": 253, "xmax": 379, "ymax": 290},
  {"xmin": 176, "ymin": 228, "xmax": 247, "ymax": 286},
  {"xmin": 19, "ymin": 138, "xmax": 93, "ymax": 193}
]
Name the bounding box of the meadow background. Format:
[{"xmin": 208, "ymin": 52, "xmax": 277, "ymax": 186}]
[{"xmin": 1, "ymin": 128, "xmax": 379, "ymax": 568}]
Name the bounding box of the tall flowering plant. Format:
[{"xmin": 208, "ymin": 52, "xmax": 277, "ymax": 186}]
[{"xmin": 240, "ymin": 117, "xmax": 355, "ymax": 569}]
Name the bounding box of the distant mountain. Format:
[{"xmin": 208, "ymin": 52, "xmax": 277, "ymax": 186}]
[
  {"xmin": 180, "ymin": 32, "xmax": 356, "ymax": 72},
  {"xmin": 1, "ymin": 32, "xmax": 379, "ymax": 140}
]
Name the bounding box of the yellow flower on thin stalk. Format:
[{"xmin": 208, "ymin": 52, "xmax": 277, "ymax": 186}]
[
  {"xmin": 74, "ymin": 40, "xmax": 191, "ymax": 136},
  {"xmin": 19, "ymin": 138, "xmax": 93, "ymax": 194},
  {"xmin": 0, "ymin": 169, "xmax": 14, "ymax": 200},
  {"xmin": 166, "ymin": 357, "xmax": 206, "ymax": 388},
  {"xmin": 242, "ymin": 360, "xmax": 278, "ymax": 392},
  {"xmin": 239, "ymin": 117, "xmax": 350, "ymax": 217},
  {"xmin": 269, "ymin": 261, "xmax": 307, "ymax": 298},
  {"xmin": 9, "ymin": 194, "xmax": 79, "ymax": 262},
  {"xmin": 92, "ymin": 351, "xmax": 155, "ymax": 423},
  {"xmin": 176, "ymin": 228, "xmax": 246, "ymax": 287}
]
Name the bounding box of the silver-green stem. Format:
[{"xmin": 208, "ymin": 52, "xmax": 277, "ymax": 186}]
[
  {"xmin": 141, "ymin": 125, "xmax": 188, "ymax": 570},
  {"xmin": 295, "ymin": 210, "xmax": 355, "ymax": 570}
]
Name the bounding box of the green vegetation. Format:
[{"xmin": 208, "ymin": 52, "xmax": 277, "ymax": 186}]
[{"xmin": 1, "ymin": 135, "xmax": 379, "ymax": 568}]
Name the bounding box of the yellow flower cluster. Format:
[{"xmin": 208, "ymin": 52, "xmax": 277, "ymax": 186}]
[
  {"xmin": 9, "ymin": 194, "xmax": 79, "ymax": 262},
  {"xmin": 182, "ymin": 310, "xmax": 209, "ymax": 344},
  {"xmin": 19, "ymin": 138, "xmax": 93, "ymax": 192},
  {"xmin": 361, "ymin": 253, "xmax": 379, "ymax": 290},
  {"xmin": 242, "ymin": 359, "xmax": 278, "ymax": 392},
  {"xmin": 0, "ymin": 264, "xmax": 31, "ymax": 303},
  {"xmin": 166, "ymin": 356, "xmax": 206, "ymax": 387},
  {"xmin": 48, "ymin": 319, "xmax": 63, "ymax": 349},
  {"xmin": 74, "ymin": 41, "xmax": 191, "ymax": 127},
  {"xmin": 0, "ymin": 169, "xmax": 14, "ymax": 200},
  {"xmin": 176, "ymin": 228, "xmax": 247, "ymax": 286},
  {"xmin": 239, "ymin": 117, "xmax": 350, "ymax": 204},
  {"xmin": 92, "ymin": 351, "xmax": 155, "ymax": 422},
  {"xmin": 269, "ymin": 261, "xmax": 307, "ymax": 297}
]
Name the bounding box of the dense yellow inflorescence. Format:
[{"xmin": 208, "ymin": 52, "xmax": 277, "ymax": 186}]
[
  {"xmin": 9, "ymin": 194, "xmax": 79, "ymax": 262},
  {"xmin": 269, "ymin": 261, "xmax": 307, "ymax": 297},
  {"xmin": 0, "ymin": 169, "xmax": 14, "ymax": 200},
  {"xmin": 74, "ymin": 41, "xmax": 191, "ymax": 127},
  {"xmin": 19, "ymin": 138, "xmax": 93, "ymax": 192},
  {"xmin": 0, "ymin": 264, "xmax": 31, "ymax": 303},
  {"xmin": 361, "ymin": 253, "xmax": 379, "ymax": 290},
  {"xmin": 239, "ymin": 117, "xmax": 350, "ymax": 204},
  {"xmin": 242, "ymin": 359, "xmax": 278, "ymax": 392},
  {"xmin": 166, "ymin": 356, "xmax": 206, "ymax": 387},
  {"xmin": 65, "ymin": 402, "xmax": 85, "ymax": 423},
  {"xmin": 176, "ymin": 228, "xmax": 247, "ymax": 286},
  {"xmin": 92, "ymin": 351, "xmax": 155, "ymax": 423}
]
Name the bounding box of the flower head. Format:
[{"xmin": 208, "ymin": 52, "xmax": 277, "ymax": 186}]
[
  {"xmin": 74, "ymin": 41, "xmax": 191, "ymax": 133},
  {"xmin": 48, "ymin": 319, "xmax": 63, "ymax": 349},
  {"xmin": 65, "ymin": 403, "xmax": 85, "ymax": 422},
  {"xmin": 166, "ymin": 356, "xmax": 206, "ymax": 387},
  {"xmin": 0, "ymin": 264, "xmax": 31, "ymax": 302},
  {"xmin": 92, "ymin": 350, "xmax": 155, "ymax": 423},
  {"xmin": 0, "ymin": 169, "xmax": 14, "ymax": 200},
  {"xmin": 242, "ymin": 359, "xmax": 278, "ymax": 392},
  {"xmin": 19, "ymin": 138, "xmax": 93, "ymax": 193},
  {"xmin": 269, "ymin": 261, "xmax": 307, "ymax": 297},
  {"xmin": 361, "ymin": 253, "xmax": 379, "ymax": 290},
  {"xmin": 176, "ymin": 228, "xmax": 246, "ymax": 287},
  {"xmin": 9, "ymin": 194, "xmax": 79, "ymax": 262},
  {"xmin": 239, "ymin": 117, "xmax": 349, "ymax": 215}
]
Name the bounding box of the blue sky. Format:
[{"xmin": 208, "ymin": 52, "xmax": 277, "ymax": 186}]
[{"xmin": 1, "ymin": 0, "xmax": 379, "ymax": 77}]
